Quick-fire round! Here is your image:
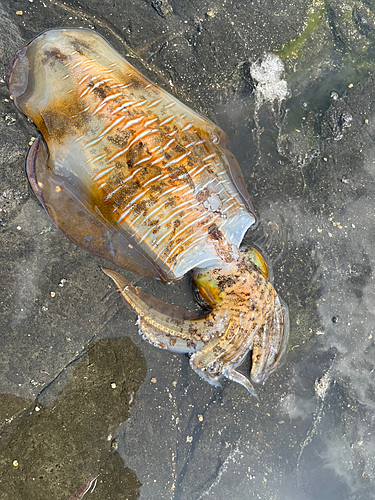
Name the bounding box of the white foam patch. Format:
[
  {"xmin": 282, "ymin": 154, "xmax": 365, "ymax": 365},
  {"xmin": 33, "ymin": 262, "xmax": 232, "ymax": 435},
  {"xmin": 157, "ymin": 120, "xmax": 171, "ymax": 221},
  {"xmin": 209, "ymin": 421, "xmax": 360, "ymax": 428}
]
[{"xmin": 250, "ymin": 54, "xmax": 288, "ymax": 108}]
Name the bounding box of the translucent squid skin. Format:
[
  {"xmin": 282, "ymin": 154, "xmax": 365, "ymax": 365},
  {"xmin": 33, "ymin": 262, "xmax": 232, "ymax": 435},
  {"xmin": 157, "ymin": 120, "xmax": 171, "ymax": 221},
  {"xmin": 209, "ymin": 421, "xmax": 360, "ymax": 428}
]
[
  {"xmin": 7, "ymin": 28, "xmax": 255, "ymax": 281},
  {"xmin": 7, "ymin": 29, "xmax": 289, "ymax": 397}
]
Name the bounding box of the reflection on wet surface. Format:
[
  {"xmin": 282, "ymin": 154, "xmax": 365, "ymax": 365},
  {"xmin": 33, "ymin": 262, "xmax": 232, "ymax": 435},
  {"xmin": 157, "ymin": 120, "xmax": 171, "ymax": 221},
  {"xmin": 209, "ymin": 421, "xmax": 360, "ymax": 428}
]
[{"xmin": 1, "ymin": 0, "xmax": 375, "ymax": 499}]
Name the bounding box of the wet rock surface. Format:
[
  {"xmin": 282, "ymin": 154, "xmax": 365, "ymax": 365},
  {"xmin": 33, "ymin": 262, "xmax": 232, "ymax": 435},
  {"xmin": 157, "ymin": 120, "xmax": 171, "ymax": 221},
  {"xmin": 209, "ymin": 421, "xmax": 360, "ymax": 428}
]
[
  {"xmin": 0, "ymin": 338, "xmax": 146, "ymax": 499},
  {"xmin": 0, "ymin": 0, "xmax": 375, "ymax": 499}
]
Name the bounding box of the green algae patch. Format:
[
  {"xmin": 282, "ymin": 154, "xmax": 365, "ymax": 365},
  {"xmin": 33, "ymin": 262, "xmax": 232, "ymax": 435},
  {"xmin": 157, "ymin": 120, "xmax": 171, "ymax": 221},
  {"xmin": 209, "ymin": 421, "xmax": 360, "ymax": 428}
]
[
  {"xmin": 277, "ymin": 1, "xmax": 375, "ymax": 87},
  {"xmin": 277, "ymin": 8, "xmax": 326, "ymax": 61},
  {"xmin": 0, "ymin": 337, "xmax": 146, "ymax": 499},
  {"xmin": 275, "ymin": 1, "xmax": 375, "ymax": 136}
]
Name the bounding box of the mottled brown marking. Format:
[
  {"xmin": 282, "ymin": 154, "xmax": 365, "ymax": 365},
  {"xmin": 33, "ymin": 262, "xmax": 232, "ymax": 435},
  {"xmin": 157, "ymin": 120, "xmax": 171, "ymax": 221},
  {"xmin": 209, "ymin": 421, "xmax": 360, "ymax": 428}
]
[
  {"xmin": 71, "ymin": 38, "xmax": 94, "ymax": 55},
  {"xmin": 108, "ymin": 132, "xmax": 132, "ymax": 147},
  {"xmin": 133, "ymin": 199, "xmax": 154, "ymax": 216},
  {"xmin": 164, "ymin": 197, "xmax": 177, "ymax": 209},
  {"xmin": 208, "ymin": 223, "xmax": 223, "ymax": 241},
  {"xmin": 217, "ymin": 275, "xmax": 239, "ymax": 291},
  {"xmin": 187, "ymin": 339, "xmax": 197, "ymax": 349},
  {"xmin": 101, "ymin": 179, "xmax": 139, "ymax": 214},
  {"xmin": 93, "ymin": 85, "xmax": 108, "ymax": 99},
  {"xmin": 36, "ymin": 92, "xmax": 87, "ymax": 143},
  {"xmin": 42, "ymin": 48, "xmax": 68, "ymax": 66}
]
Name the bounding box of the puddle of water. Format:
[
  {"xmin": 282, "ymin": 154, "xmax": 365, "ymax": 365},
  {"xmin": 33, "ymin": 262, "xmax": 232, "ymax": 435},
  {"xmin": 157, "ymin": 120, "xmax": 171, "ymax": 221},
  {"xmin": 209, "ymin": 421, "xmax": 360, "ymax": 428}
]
[{"xmin": 0, "ymin": 338, "xmax": 146, "ymax": 499}]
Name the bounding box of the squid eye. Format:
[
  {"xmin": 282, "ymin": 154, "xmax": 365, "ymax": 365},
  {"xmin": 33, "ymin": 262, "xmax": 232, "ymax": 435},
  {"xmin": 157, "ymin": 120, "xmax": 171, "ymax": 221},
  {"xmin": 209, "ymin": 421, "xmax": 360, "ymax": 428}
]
[
  {"xmin": 191, "ymin": 271, "xmax": 222, "ymax": 309},
  {"xmin": 243, "ymin": 246, "xmax": 269, "ymax": 278}
]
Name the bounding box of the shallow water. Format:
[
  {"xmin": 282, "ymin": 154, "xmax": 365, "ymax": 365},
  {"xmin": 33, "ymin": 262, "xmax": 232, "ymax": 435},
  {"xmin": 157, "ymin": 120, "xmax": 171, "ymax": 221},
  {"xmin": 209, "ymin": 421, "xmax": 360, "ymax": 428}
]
[{"xmin": 1, "ymin": 1, "xmax": 375, "ymax": 499}]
